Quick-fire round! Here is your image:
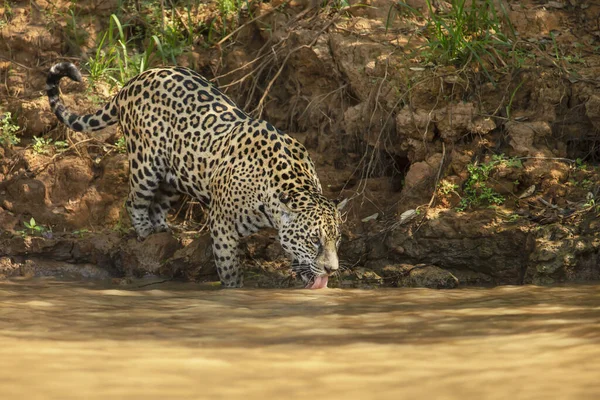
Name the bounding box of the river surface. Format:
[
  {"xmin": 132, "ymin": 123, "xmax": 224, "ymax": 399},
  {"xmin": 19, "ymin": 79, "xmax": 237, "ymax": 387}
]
[{"xmin": 1, "ymin": 279, "xmax": 599, "ymax": 400}]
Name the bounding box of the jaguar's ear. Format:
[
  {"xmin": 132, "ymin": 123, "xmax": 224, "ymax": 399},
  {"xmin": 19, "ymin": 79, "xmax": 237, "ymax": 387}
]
[{"xmin": 333, "ymin": 197, "xmax": 348, "ymax": 211}]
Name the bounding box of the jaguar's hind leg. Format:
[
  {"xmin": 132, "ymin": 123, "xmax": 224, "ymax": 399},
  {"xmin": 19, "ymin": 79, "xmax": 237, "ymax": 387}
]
[
  {"xmin": 125, "ymin": 140, "xmax": 166, "ymax": 240},
  {"xmin": 149, "ymin": 181, "xmax": 181, "ymax": 233}
]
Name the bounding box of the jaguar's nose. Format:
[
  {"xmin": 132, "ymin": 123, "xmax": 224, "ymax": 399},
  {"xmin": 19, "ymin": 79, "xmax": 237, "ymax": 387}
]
[{"xmin": 324, "ymin": 265, "xmax": 338, "ymax": 275}]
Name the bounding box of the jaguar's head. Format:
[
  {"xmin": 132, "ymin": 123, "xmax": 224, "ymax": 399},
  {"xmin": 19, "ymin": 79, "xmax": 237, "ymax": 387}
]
[{"xmin": 276, "ymin": 190, "xmax": 346, "ymax": 289}]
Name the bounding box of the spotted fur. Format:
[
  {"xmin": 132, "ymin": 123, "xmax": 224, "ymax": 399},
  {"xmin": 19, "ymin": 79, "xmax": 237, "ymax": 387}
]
[{"xmin": 46, "ymin": 62, "xmax": 343, "ymax": 288}]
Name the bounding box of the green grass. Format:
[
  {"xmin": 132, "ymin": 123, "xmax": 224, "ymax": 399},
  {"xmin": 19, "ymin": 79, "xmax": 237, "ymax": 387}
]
[
  {"xmin": 86, "ymin": 0, "xmax": 259, "ymax": 86},
  {"xmin": 87, "ymin": 13, "xmax": 184, "ymax": 87},
  {"xmin": 395, "ymin": 0, "xmax": 515, "ymax": 83},
  {"xmin": 65, "ymin": 8, "xmax": 88, "ymax": 48},
  {"xmin": 210, "ymin": 0, "xmax": 254, "ymax": 43},
  {"xmin": 87, "ymin": 14, "xmax": 155, "ymax": 86}
]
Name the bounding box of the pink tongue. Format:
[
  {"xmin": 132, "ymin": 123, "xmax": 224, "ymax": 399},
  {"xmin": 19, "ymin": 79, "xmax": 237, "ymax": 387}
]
[{"xmin": 307, "ymin": 275, "xmax": 329, "ymax": 289}]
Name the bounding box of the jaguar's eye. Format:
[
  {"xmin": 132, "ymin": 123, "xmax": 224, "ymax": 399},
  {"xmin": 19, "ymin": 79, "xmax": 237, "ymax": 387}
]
[{"xmin": 310, "ymin": 236, "xmax": 320, "ymax": 246}]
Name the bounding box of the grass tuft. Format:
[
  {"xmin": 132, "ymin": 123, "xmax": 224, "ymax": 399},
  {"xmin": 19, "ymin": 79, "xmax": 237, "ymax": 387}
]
[{"xmin": 396, "ymin": 0, "xmax": 515, "ymax": 83}]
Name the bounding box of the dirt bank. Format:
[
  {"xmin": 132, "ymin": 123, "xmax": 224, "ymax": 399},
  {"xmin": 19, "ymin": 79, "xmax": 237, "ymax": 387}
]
[{"xmin": 1, "ymin": 0, "xmax": 599, "ymax": 287}]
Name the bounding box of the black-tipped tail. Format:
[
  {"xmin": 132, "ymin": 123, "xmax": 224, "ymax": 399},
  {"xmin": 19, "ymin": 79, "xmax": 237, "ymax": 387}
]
[
  {"xmin": 47, "ymin": 62, "xmax": 82, "ymax": 86},
  {"xmin": 46, "ymin": 63, "xmax": 82, "ymax": 107},
  {"xmin": 46, "ymin": 62, "xmax": 117, "ymax": 132}
]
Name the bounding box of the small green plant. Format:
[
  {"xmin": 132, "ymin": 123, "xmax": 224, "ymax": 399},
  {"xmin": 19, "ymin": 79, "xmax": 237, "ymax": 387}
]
[
  {"xmin": 321, "ymin": 0, "xmax": 350, "ymax": 9},
  {"xmin": 584, "ymin": 197, "xmax": 595, "ymax": 208},
  {"xmin": 87, "ymin": 29, "xmax": 117, "ymax": 84},
  {"xmin": 491, "ymin": 153, "xmax": 522, "ymax": 168},
  {"xmin": 72, "ymin": 228, "xmax": 90, "ymax": 238},
  {"xmin": 115, "ymin": 136, "xmax": 127, "ymax": 154},
  {"xmin": 506, "ymin": 213, "xmax": 520, "ymax": 222},
  {"xmin": 0, "ymin": 1, "xmax": 14, "ymax": 29},
  {"xmin": 112, "ymin": 218, "xmax": 132, "ymax": 235},
  {"xmin": 218, "ymin": 0, "xmax": 241, "ymax": 19},
  {"xmin": 564, "ymin": 42, "xmax": 585, "ymax": 64},
  {"xmin": 23, "ymin": 217, "xmax": 47, "ymax": 236},
  {"xmin": 456, "ymin": 154, "xmax": 521, "ymax": 212},
  {"xmin": 438, "ymin": 180, "xmax": 459, "ymax": 196},
  {"xmin": 575, "ymin": 158, "xmax": 587, "ymax": 170},
  {"xmin": 0, "ymin": 111, "xmax": 20, "ymax": 146},
  {"xmin": 547, "ymin": 34, "xmax": 585, "ymax": 66},
  {"xmin": 580, "ymin": 179, "xmax": 593, "ymax": 189},
  {"xmin": 32, "ymin": 136, "xmax": 53, "ymax": 155},
  {"xmin": 54, "ymin": 140, "xmax": 69, "ymax": 152}
]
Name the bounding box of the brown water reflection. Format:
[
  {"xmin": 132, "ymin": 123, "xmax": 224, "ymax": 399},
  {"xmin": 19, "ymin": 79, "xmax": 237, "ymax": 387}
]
[{"xmin": 1, "ymin": 279, "xmax": 599, "ymax": 399}]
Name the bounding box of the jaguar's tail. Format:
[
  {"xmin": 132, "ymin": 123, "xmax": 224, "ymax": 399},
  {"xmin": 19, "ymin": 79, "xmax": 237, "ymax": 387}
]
[{"xmin": 46, "ymin": 62, "xmax": 118, "ymax": 132}]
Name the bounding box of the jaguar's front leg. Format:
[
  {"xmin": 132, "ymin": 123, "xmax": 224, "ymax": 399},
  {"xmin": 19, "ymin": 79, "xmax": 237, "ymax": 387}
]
[{"xmin": 210, "ymin": 221, "xmax": 244, "ymax": 288}]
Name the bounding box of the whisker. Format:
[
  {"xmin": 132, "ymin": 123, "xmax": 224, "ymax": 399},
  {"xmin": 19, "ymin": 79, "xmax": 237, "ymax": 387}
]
[{"xmin": 339, "ymin": 259, "xmax": 361, "ymax": 269}]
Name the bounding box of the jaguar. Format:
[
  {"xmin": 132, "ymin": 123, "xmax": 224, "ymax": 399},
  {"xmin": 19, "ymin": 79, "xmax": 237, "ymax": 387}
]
[{"xmin": 46, "ymin": 62, "xmax": 344, "ymax": 288}]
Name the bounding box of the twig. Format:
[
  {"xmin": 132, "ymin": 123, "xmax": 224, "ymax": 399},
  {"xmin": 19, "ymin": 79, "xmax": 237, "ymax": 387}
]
[
  {"xmin": 0, "ymin": 56, "xmax": 34, "ymax": 70},
  {"xmin": 516, "ymin": 156, "xmax": 576, "ymax": 164},
  {"xmin": 212, "ymin": 52, "xmax": 271, "ymax": 81},
  {"xmin": 253, "ymin": 15, "xmax": 340, "ymax": 117},
  {"xmin": 136, "ymin": 278, "xmax": 173, "ymax": 288},
  {"xmin": 538, "ymin": 197, "xmax": 561, "ymax": 210}
]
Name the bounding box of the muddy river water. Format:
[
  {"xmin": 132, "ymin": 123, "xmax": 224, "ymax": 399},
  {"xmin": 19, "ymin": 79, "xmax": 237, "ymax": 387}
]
[{"xmin": 1, "ymin": 279, "xmax": 599, "ymax": 400}]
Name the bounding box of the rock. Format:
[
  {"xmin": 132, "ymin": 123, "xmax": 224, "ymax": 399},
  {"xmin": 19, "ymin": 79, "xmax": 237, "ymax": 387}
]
[
  {"xmin": 120, "ymin": 233, "xmax": 182, "ymax": 277},
  {"xmin": 342, "ymin": 101, "xmax": 396, "ymax": 150},
  {"xmin": 385, "ymin": 210, "xmax": 533, "ymax": 284},
  {"xmin": 337, "ymin": 267, "xmax": 383, "ymax": 288},
  {"xmin": 382, "ymin": 263, "xmax": 459, "ymax": 289},
  {"xmin": 396, "ymin": 107, "xmax": 436, "ymax": 141},
  {"xmin": 10, "ymin": 178, "xmax": 48, "ymax": 207},
  {"xmin": 0, "ymin": 209, "xmax": 19, "ymax": 232},
  {"xmin": 20, "ymin": 258, "xmax": 112, "ymax": 280},
  {"xmin": 162, "ymin": 234, "xmax": 216, "ymax": 281},
  {"xmin": 447, "ymin": 269, "xmax": 494, "ymax": 286},
  {"xmin": 585, "ymin": 94, "xmax": 600, "ymax": 130},
  {"xmin": 403, "ymin": 161, "xmax": 434, "ymax": 190},
  {"xmin": 19, "ymin": 98, "xmax": 56, "ymax": 137},
  {"xmin": 338, "ymin": 231, "xmax": 367, "ymax": 269},
  {"xmin": 0, "ymin": 231, "xmax": 218, "ymax": 281},
  {"xmin": 401, "ymin": 153, "xmax": 443, "ymax": 204},
  {"xmin": 394, "ymin": 103, "xmax": 495, "ymax": 147},
  {"xmin": 525, "ymin": 225, "xmax": 600, "ymax": 285},
  {"xmin": 434, "ymin": 102, "xmax": 477, "ymax": 143},
  {"xmin": 45, "ymin": 157, "xmax": 94, "ymax": 205},
  {"xmin": 401, "ymin": 137, "xmax": 429, "ymax": 162},
  {"xmin": 506, "ymin": 121, "xmax": 553, "ymax": 156},
  {"xmin": 329, "ymin": 32, "xmax": 397, "ymax": 107},
  {"xmin": 0, "ymin": 257, "xmax": 20, "ymax": 278}
]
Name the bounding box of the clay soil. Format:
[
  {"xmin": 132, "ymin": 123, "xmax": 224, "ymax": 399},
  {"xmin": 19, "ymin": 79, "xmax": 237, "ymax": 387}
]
[{"xmin": 0, "ymin": 0, "xmax": 599, "ymax": 288}]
